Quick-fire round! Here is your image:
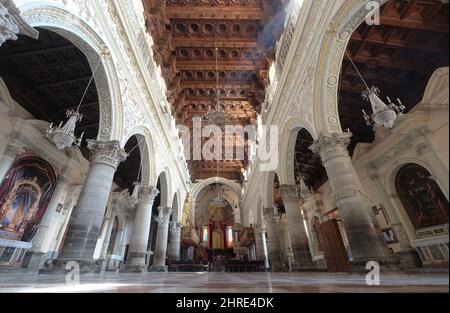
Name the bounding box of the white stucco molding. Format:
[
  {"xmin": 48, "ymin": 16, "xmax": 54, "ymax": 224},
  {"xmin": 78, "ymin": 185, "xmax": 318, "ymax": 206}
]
[{"xmin": 19, "ymin": 2, "xmax": 124, "ymax": 142}]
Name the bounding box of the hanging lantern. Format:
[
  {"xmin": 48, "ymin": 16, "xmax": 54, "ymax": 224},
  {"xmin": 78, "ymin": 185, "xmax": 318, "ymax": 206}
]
[
  {"xmin": 46, "ymin": 60, "xmax": 101, "ymax": 150},
  {"xmin": 46, "ymin": 110, "xmax": 84, "ymax": 150},
  {"xmin": 362, "ymin": 87, "xmax": 406, "ymax": 129},
  {"xmin": 346, "ymin": 51, "xmax": 406, "ymax": 129}
]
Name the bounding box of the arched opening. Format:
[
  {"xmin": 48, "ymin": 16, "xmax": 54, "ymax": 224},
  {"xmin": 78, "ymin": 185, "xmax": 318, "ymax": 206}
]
[
  {"xmin": 273, "ymin": 173, "xmax": 284, "ymax": 215},
  {"xmin": 338, "ymin": 0, "xmax": 449, "ymax": 153},
  {"xmin": 106, "ymin": 216, "xmax": 119, "ymax": 256},
  {"xmin": 396, "ymin": 163, "xmax": 449, "ymax": 230},
  {"xmin": 0, "ymin": 28, "xmax": 101, "ymax": 154},
  {"xmin": 114, "ymin": 135, "xmax": 142, "ymax": 193},
  {"xmin": 0, "ymin": 152, "xmax": 58, "ymax": 242}
]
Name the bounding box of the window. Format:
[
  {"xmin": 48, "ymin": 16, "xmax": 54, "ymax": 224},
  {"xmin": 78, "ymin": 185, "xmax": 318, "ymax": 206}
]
[
  {"xmin": 226, "ymin": 226, "xmax": 233, "ymax": 248},
  {"xmin": 396, "ymin": 164, "xmax": 449, "ymax": 230}
]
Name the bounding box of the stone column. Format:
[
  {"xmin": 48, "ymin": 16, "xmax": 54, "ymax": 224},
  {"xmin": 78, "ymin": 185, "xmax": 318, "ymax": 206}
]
[
  {"xmin": 125, "ymin": 186, "xmax": 159, "ymax": 271},
  {"xmin": 279, "ymin": 185, "xmax": 314, "ymax": 270},
  {"xmin": 151, "ymin": 206, "xmax": 173, "ymax": 272},
  {"xmin": 168, "ymin": 222, "xmax": 182, "ymax": 261},
  {"xmin": 310, "ymin": 133, "xmax": 391, "ymax": 266},
  {"xmin": 56, "ymin": 140, "xmax": 127, "ymax": 268},
  {"xmin": 0, "ymin": 143, "xmax": 22, "ymax": 184},
  {"xmin": 262, "ymin": 207, "xmax": 283, "ymax": 271},
  {"xmin": 255, "ymin": 224, "xmax": 269, "ymax": 269},
  {"xmin": 26, "ymin": 177, "xmax": 68, "ymax": 269}
]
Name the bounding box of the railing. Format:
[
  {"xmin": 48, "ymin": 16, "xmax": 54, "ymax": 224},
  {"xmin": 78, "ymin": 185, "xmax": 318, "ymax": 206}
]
[
  {"xmin": 0, "ymin": 238, "xmax": 32, "ymax": 268},
  {"xmin": 410, "ymin": 224, "xmax": 449, "ymax": 266},
  {"xmin": 182, "ymin": 227, "xmax": 199, "ymax": 246}
]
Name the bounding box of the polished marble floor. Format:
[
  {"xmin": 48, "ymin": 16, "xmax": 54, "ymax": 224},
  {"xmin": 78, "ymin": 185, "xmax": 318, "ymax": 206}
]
[{"xmin": 0, "ymin": 271, "xmax": 448, "ymax": 293}]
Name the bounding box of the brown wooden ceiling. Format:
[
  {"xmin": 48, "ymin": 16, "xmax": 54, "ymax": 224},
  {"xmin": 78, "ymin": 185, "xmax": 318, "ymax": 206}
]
[
  {"xmin": 340, "ymin": 0, "xmax": 449, "ymax": 151},
  {"xmin": 0, "ymin": 28, "xmax": 140, "ymax": 191},
  {"xmin": 143, "ymin": 0, "xmax": 286, "ymax": 182}
]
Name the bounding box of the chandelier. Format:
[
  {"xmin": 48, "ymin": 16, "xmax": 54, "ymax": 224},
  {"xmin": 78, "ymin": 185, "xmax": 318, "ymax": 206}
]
[
  {"xmin": 346, "ymin": 51, "xmax": 406, "ymax": 129},
  {"xmin": 210, "ymin": 183, "xmax": 226, "ymax": 206},
  {"xmin": 202, "ymin": 46, "xmax": 235, "ymax": 126},
  {"xmin": 46, "ymin": 60, "xmax": 101, "ymax": 150}
]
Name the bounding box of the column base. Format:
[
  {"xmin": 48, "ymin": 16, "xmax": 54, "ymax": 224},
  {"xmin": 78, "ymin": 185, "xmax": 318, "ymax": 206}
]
[
  {"xmin": 397, "ymin": 251, "xmax": 422, "ymax": 271},
  {"xmin": 22, "ymin": 251, "xmax": 49, "ymax": 270},
  {"xmin": 349, "ymin": 255, "xmax": 401, "ymax": 273},
  {"xmin": 269, "ymin": 263, "xmax": 288, "ymax": 272},
  {"xmin": 150, "ymin": 265, "xmax": 168, "ymax": 272},
  {"xmin": 40, "ymin": 259, "xmax": 101, "ymax": 274},
  {"xmin": 121, "ymin": 263, "xmax": 148, "ymax": 273}
]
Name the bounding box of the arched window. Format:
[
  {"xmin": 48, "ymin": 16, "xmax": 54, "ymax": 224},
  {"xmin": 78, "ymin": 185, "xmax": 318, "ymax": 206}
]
[
  {"xmin": 0, "ymin": 151, "xmax": 58, "ymax": 242},
  {"xmin": 396, "ymin": 164, "xmax": 449, "ymax": 230}
]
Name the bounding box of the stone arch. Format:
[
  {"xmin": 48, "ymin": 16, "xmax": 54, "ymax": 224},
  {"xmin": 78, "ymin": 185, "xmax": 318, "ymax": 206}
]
[
  {"xmin": 191, "ymin": 177, "xmax": 242, "ymax": 202},
  {"xmin": 383, "ymin": 157, "xmax": 441, "ymax": 240},
  {"xmin": 279, "ymin": 118, "xmax": 317, "ymax": 185},
  {"xmin": 422, "ymin": 67, "xmax": 449, "ymax": 106},
  {"xmin": 0, "ymin": 77, "xmax": 13, "ymax": 112},
  {"xmin": 19, "ymin": 2, "xmax": 123, "ymax": 141},
  {"xmin": 171, "ymin": 190, "xmax": 182, "ymax": 222},
  {"xmin": 121, "ymin": 127, "xmax": 157, "ymax": 187},
  {"xmin": 314, "ymin": 0, "xmax": 389, "ymax": 134}
]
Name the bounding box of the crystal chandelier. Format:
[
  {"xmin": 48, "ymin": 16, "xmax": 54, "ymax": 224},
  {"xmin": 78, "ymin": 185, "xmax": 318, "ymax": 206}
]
[
  {"xmin": 46, "ymin": 60, "xmax": 101, "ymax": 150},
  {"xmin": 346, "ymin": 51, "xmax": 406, "ymax": 129},
  {"xmin": 202, "ymin": 46, "xmax": 235, "ymax": 126},
  {"xmin": 210, "ymin": 183, "xmax": 226, "ymax": 206}
]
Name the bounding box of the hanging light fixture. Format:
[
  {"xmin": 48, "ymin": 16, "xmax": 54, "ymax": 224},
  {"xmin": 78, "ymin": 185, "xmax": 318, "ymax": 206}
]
[
  {"xmin": 294, "ymin": 155, "xmax": 313, "ymax": 199},
  {"xmin": 202, "ymin": 45, "xmax": 235, "ymax": 126},
  {"xmin": 46, "ymin": 60, "xmax": 102, "ymax": 150},
  {"xmin": 346, "ymin": 51, "xmax": 406, "ymax": 129}
]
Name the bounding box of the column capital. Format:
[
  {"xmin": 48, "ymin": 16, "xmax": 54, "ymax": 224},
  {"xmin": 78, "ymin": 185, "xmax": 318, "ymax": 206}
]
[
  {"xmin": 170, "ymin": 222, "xmax": 183, "ymax": 232},
  {"xmin": 2, "ymin": 142, "xmax": 23, "ymax": 158},
  {"xmin": 309, "ymin": 132, "xmax": 352, "ymax": 156},
  {"xmin": 87, "ymin": 140, "xmax": 128, "ymax": 169},
  {"xmin": 138, "ymin": 186, "xmax": 159, "ymax": 204},
  {"xmin": 154, "ymin": 206, "xmax": 173, "ymax": 225}
]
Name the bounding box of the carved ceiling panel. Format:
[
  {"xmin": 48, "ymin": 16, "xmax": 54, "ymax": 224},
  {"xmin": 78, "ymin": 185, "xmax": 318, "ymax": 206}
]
[{"xmin": 143, "ymin": 0, "xmax": 285, "ymax": 182}]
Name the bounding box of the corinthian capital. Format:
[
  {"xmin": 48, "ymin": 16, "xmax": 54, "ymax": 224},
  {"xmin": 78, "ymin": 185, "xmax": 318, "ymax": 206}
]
[
  {"xmin": 309, "ymin": 132, "xmax": 352, "ymax": 156},
  {"xmin": 154, "ymin": 206, "xmax": 173, "ymax": 225},
  {"xmin": 170, "ymin": 222, "xmax": 183, "ymax": 233},
  {"xmin": 139, "ymin": 186, "xmax": 159, "ymax": 204},
  {"xmin": 262, "ymin": 207, "xmax": 275, "ymax": 219},
  {"xmin": 87, "ymin": 140, "xmax": 128, "ymax": 169},
  {"xmin": 0, "ymin": 0, "xmax": 38, "ymax": 46}
]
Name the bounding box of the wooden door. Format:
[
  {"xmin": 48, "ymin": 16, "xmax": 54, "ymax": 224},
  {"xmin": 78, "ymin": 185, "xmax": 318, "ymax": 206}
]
[{"xmin": 316, "ymin": 219, "xmax": 350, "ymax": 272}]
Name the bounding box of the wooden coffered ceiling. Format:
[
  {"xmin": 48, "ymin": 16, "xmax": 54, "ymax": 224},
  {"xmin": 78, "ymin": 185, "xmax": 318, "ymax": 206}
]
[
  {"xmin": 339, "ymin": 0, "xmax": 449, "ymax": 151},
  {"xmin": 143, "ymin": 0, "xmax": 286, "ymax": 182}
]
